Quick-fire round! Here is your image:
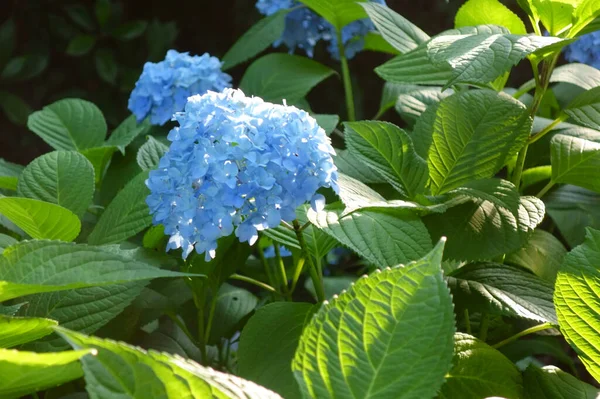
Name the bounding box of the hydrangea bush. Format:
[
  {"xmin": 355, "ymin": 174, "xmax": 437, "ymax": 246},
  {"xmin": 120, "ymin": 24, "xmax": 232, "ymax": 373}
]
[{"xmin": 2, "ymin": 0, "xmax": 600, "ymax": 398}]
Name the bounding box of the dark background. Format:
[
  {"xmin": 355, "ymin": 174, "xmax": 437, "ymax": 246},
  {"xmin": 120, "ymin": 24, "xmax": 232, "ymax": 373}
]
[{"xmin": 0, "ymin": 0, "xmax": 531, "ymax": 165}]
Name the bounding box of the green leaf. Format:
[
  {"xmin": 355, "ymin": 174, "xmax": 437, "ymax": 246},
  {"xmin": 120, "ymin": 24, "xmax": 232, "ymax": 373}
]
[
  {"xmin": 377, "ymin": 82, "xmax": 410, "ymax": 118},
  {"xmin": 447, "ymin": 262, "xmax": 557, "ymax": 323},
  {"xmin": 308, "ymin": 206, "xmax": 433, "ymax": 268},
  {"xmin": 333, "ymin": 150, "xmax": 385, "ymax": 184},
  {"xmin": 222, "ymin": 10, "xmax": 289, "ymax": 70},
  {"xmin": 0, "ymin": 158, "xmax": 23, "ymax": 177},
  {"xmin": 455, "ymin": 0, "xmax": 527, "ymax": 34},
  {"xmin": 0, "ymin": 19, "xmax": 15, "ymax": 69},
  {"xmin": 0, "ymin": 90, "xmax": 31, "ymax": 126},
  {"xmin": 19, "ymin": 282, "xmax": 146, "ymax": 352},
  {"xmin": 57, "ymin": 328, "xmax": 283, "ymax": 398},
  {"xmin": 17, "ymin": 151, "xmax": 94, "ymax": 218},
  {"xmin": 0, "ymin": 302, "xmax": 25, "ymax": 316},
  {"xmin": 240, "ymin": 54, "xmax": 335, "ymax": 104},
  {"xmin": 363, "ymin": 32, "xmax": 400, "ymax": 54},
  {"xmin": 137, "ymin": 136, "xmax": 168, "ymax": 170},
  {"xmin": 88, "ymin": 171, "xmax": 151, "ymax": 245},
  {"xmin": 414, "ymin": 90, "xmax": 531, "ymax": 195},
  {"xmin": 499, "ymin": 336, "xmax": 577, "ymax": 372},
  {"xmin": 523, "ymin": 365, "xmax": 600, "ymax": 398},
  {"xmin": 424, "ymin": 196, "xmax": 545, "ymax": 261},
  {"xmin": 376, "ymin": 26, "xmax": 565, "ymax": 87},
  {"xmin": 112, "ymin": 20, "xmax": 148, "ymax": 41},
  {"xmin": 551, "ymin": 134, "xmax": 600, "ymax": 193},
  {"xmin": 554, "ymin": 228, "xmax": 600, "ymax": 382},
  {"xmin": 293, "ymin": 240, "xmax": 455, "ymax": 399},
  {"xmin": 80, "ymin": 146, "xmax": 117, "ymax": 184},
  {"xmin": 297, "ymin": 0, "xmax": 369, "ymax": 30},
  {"xmin": 65, "ymin": 4, "xmax": 95, "ymax": 31},
  {"xmin": 345, "ymin": 121, "xmax": 428, "ymax": 198},
  {"xmin": 208, "ymin": 284, "xmax": 258, "ymax": 344},
  {"xmin": 27, "ymin": 98, "xmax": 107, "ymax": 151},
  {"xmin": 571, "ymin": 0, "xmax": 600, "ymax": 36},
  {"xmin": 0, "ymin": 197, "xmax": 80, "ymax": 241},
  {"xmin": 532, "ymin": 0, "xmax": 575, "ymax": 35},
  {"xmin": 506, "ymin": 229, "xmax": 566, "ymax": 282},
  {"xmin": 94, "ymin": 47, "xmax": 118, "ymax": 84},
  {"xmin": 394, "ymin": 85, "xmax": 452, "ymax": 124},
  {"xmin": 522, "ymin": 165, "xmax": 552, "ymax": 190},
  {"xmin": 95, "ymin": 0, "xmax": 110, "ymax": 27},
  {"xmin": 66, "ymin": 34, "xmax": 97, "ymax": 56},
  {"xmin": 0, "ymin": 240, "xmax": 193, "ymax": 302},
  {"xmin": 106, "ymin": 115, "xmax": 150, "ymax": 154},
  {"xmin": 0, "ymin": 233, "xmax": 17, "ymax": 254},
  {"xmin": 360, "ymin": 3, "xmax": 429, "ymax": 53},
  {"xmin": 438, "ymin": 333, "xmax": 523, "ymax": 399},
  {"xmin": 518, "ymin": 63, "xmax": 600, "ymax": 94},
  {"xmin": 313, "ymin": 114, "xmax": 339, "ymax": 135},
  {"xmin": 0, "ymin": 315, "xmax": 57, "ymax": 348},
  {"xmin": 0, "ymin": 348, "xmax": 89, "ymax": 399},
  {"xmin": 565, "ymin": 86, "xmax": 600, "ymax": 131},
  {"xmin": 238, "ymin": 302, "xmax": 314, "ymax": 399}
]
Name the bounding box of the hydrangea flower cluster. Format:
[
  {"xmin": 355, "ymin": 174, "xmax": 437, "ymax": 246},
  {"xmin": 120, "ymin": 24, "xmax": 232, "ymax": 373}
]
[
  {"xmin": 564, "ymin": 31, "xmax": 600, "ymax": 69},
  {"xmin": 146, "ymin": 88, "xmax": 338, "ymax": 260},
  {"xmin": 128, "ymin": 50, "xmax": 232, "ymax": 125},
  {"xmin": 255, "ymin": 0, "xmax": 386, "ymax": 59}
]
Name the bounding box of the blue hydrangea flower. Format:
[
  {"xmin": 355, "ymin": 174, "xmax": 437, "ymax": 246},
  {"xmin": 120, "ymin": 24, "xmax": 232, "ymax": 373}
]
[
  {"xmin": 263, "ymin": 245, "xmax": 293, "ymax": 258},
  {"xmin": 255, "ymin": 0, "xmax": 385, "ymax": 59},
  {"xmin": 128, "ymin": 50, "xmax": 232, "ymax": 126},
  {"xmin": 564, "ymin": 31, "xmax": 600, "ymax": 69},
  {"xmin": 146, "ymin": 88, "xmax": 338, "ymax": 260}
]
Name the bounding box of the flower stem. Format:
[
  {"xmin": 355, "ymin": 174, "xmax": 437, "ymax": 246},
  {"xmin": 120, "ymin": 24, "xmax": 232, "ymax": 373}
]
[
  {"xmin": 479, "ymin": 313, "xmax": 490, "ymax": 342},
  {"xmin": 492, "ymin": 322, "xmax": 555, "ymax": 349},
  {"xmin": 230, "ymin": 273, "xmax": 278, "ymax": 294},
  {"xmin": 536, "ymin": 180, "xmax": 555, "ymax": 198},
  {"xmin": 528, "ymin": 115, "xmax": 566, "ymax": 145},
  {"xmin": 337, "ymin": 30, "xmax": 356, "ymax": 122},
  {"xmin": 464, "ymin": 309, "xmax": 472, "ymax": 335},
  {"xmin": 274, "ymin": 242, "xmax": 291, "ymax": 300},
  {"xmin": 293, "ymin": 219, "xmax": 325, "ymax": 302}
]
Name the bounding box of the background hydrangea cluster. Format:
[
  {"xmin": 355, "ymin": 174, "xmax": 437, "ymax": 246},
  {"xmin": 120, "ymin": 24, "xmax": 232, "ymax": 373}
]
[
  {"xmin": 128, "ymin": 50, "xmax": 232, "ymax": 125},
  {"xmin": 255, "ymin": 0, "xmax": 386, "ymax": 59},
  {"xmin": 564, "ymin": 31, "xmax": 600, "ymax": 69},
  {"xmin": 146, "ymin": 88, "xmax": 338, "ymax": 260}
]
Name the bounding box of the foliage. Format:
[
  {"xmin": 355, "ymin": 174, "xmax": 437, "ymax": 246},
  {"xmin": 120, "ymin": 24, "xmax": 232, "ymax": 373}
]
[{"xmin": 2, "ymin": 0, "xmax": 600, "ymax": 398}]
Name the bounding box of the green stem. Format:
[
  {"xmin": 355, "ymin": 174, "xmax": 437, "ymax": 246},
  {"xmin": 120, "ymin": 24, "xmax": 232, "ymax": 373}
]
[
  {"xmin": 337, "ymin": 30, "xmax": 356, "ymax": 121},
  {"xmin": 204, "ymin": 292, "xmax": 218, "ymax": 343},
  {"xmin": 464, "ymin": 309, "xmax": 472, "ymax": 335},
  {"xmin": 528, "ymin": 115, "xmax": 565, "ymax": 145},
  {"xmin": 196, "ymin": 296, "xmax": 208, "ymax": 363},
  {"xmin": 230, "ymin": 273, "xmax": 278, "ymax": 294},
  {"xmin": 293, "ymin": 219, "xmax": 325, "ymax": 302},
  {"xmin": 166, "ymin": 311, "xmax": 200, "ymax": 346},
  {"xmin": 257, "ymin": 242, "xmax": 277, "ymax": 293},
  {"xmin": 273, "ymin": 243, "xmax": 291, "ymax": 300},
  {"xmin": 289, "ymin": 256, "xmax": 306, "ymax": 295},
  {"xmin": 479, "ymin": 313, "xmax": 490, "ymax": 342},
  {"xmin": 492, "ymin": 322, "xmax": 555, "ymax": 349},
  {"xmin": 511, "ymin": 54, "xmax": 559, "ymax": 190},
  {"xmin": 536, "ymin": 180, "xmax": 555, "ymax": 198}
]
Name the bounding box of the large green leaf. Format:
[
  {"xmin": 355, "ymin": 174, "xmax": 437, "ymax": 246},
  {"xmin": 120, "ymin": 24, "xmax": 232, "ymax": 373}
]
[
  {"xmin": 0, "ymin": 197, "xmax": 81, "ymax": 241},
  {"xmin": 506, "ymin": 229, "xmax": 566, "ymax": 282},
  {"xmin": 105, "ymin": 114, "xmax": 150, "ymax": 154},
  {"xmin": 222, "ymin": 10, "xmax": 289, "ymax": 70},
  {"xmin": 455, "ymin": 0, "xmax": 527, "ymax": 34},
  {"xmin": 57, "ymin": 328, "xmax": 283, "ymax": 398},
  {"xmin": 88, "ymin": 171, "xmax": 151, "ymax": 245},
  {"xmin": 0, "ymin": 315, "xmax": 57, "ymax": 348},
  {"xmin": 137, "ymin": 136, "xmax": 168, "ymax": 171},
  {"xmin": 208, "ymin": 283, "xmax": 258, "ymax": 344},
  {"xmin": 413, "ymin": 90, "xmax": 531, "ymax": 195},
  {"xmin": 19, "ymin": 282, "xmax": 146, "ymax": 352},
  {"xmin": 292, "ymin": 240, "xmax": 455, "ymax": 399},
  {"xmin": 240, "ymin": 54, "xmax": 334, "ymax": 104},
  {"xmin": 360, "ymin": 3, "xmax": 429, "ymax": 53},
  {"xmin": 308, "ymin": 206, "xmax": 433, "ymax": 268},
  {"xmin": 565, "ymin": 86, "xmax": 600, "ymax": 131},
  {"xmin": 550, "ymin": 134, "xmax": 600, "ymax": 193},
  {"xmin": 0, "ymin": 240, "xmax": 193, "ymax": 301},
  {"xmin": 517, "ymin": 63, "xmax": 600, "ymax": 94},
  {"xmin": 424, "ymin": 196, "xmax": 545, "ymax": 261},
  {"xmin": 81, "ymin": 145, "xmax": 117, "ymax": 184},
  {"xmin": 297, "ymin": 0, "xmax": 369, "ymax": 30},
  {"xmin": 554, "ymin": 228, "xmax": 600, "ymax": 382},
  {"xmin": 333, "ymin": 150, "xmax": 385, "ymax": 184},
  {"xmin": 376, "ymin": 25, "xmax": 564, "ymax": 87},
  {"xmin": 438, "ymin": 333, "xmax": 523, "ymax": 399},
  {"xmin": 238, "ymin": 302, "xmax": 314, "ymax": 399},
  {"xmin": 27, "ymin": 98, "xmax": 107, "ymax": 151},
  {"xmin": 447, "ymin": 262, "xmax": 557, "ymax": 323},
  {"xmin": 345, "ymin": 121, "xmax": 428, "ymax": 198},
  {"xmin": 532, "ymin": 0, "xmax": 575, "ymax": 35},
  {"xmin": 17, "ymin": 151, "xmax": 95, "ymax": 217},
  {"xmin": 571, "ymin": 0, "xmax": 600, "ymax": 36},
  {"xmin": 523, "ymin": 365, "xmax": 600, "ymax": 399},
  {"xmin": 0, "ymin": 348, "xmax": 89, "ymax": 399},
  {"xmin": 394, "ymin": 85, "xmax": 451, "ymax": 124}
]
